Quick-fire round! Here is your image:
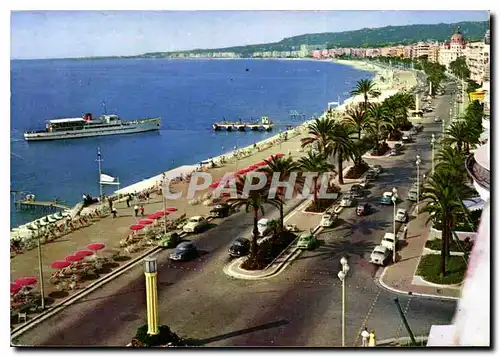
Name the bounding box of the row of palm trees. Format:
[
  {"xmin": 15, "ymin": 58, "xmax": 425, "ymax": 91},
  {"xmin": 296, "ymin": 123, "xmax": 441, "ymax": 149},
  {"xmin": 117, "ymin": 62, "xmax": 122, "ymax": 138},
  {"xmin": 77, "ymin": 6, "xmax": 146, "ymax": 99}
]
[{"xmin": 420, "ymin": 100, "xmax": 484, "ymax": 277}]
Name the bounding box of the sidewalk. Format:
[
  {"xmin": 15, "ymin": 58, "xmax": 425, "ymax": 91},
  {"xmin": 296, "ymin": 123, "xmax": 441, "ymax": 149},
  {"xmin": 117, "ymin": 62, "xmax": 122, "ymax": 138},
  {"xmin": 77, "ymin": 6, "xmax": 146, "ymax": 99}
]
[{"xmin": 379, "ymin": 208, "xmax": 461, "ymax": 299}]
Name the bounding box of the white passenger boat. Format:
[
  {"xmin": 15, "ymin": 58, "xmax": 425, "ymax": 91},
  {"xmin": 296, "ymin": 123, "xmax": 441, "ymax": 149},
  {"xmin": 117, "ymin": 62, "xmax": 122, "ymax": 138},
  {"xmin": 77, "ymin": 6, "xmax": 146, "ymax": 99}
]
[{"xmin": 24, "ymin": 112, "xmax": 161, "ymax": 141}]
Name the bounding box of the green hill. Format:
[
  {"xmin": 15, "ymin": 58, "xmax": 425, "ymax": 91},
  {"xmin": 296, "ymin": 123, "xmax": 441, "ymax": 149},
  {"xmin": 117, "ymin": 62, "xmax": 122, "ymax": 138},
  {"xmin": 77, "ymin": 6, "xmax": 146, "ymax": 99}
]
[{"xmin": 142, "ymin": 20, "xmax": 489, "ymax": 57}]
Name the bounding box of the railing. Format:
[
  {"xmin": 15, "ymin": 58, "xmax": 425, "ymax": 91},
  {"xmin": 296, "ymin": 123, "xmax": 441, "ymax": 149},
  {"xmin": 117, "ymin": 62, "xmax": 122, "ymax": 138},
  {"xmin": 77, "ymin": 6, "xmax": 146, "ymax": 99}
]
[{"xmin": 465, "ymin": 154, "xmax": 490, "ymax": 191}]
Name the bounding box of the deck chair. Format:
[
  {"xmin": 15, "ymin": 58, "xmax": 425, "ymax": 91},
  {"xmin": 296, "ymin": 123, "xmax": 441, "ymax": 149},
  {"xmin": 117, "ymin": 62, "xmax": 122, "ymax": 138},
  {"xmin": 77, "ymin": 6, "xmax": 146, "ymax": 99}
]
[{"xmin": 18, "ymin": 312, "xmax": 27, "ymax": 323}]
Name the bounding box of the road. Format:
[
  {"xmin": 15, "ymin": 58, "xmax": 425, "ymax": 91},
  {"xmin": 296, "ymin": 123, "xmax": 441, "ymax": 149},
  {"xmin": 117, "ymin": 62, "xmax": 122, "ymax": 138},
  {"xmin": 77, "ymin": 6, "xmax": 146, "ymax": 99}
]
[{"xmin": 16, "ymin": 80, "xmax": 459, "ymax": 347}]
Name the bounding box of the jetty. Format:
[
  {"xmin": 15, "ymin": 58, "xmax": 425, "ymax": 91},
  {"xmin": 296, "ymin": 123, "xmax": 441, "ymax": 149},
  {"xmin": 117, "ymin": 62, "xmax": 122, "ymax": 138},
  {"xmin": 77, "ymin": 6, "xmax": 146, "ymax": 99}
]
[
  {"xmin": 212, "ymin": 116, "xmax": 273, "ymax": 132},
  {"xmin": 14, "ymin": 200, "xmax": 71, "ymax": 212}
]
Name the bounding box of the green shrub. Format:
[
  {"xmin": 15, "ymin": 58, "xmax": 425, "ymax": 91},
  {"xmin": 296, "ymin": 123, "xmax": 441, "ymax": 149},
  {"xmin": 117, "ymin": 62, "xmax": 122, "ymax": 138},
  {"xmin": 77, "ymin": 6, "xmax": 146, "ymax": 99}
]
[
  {"xmin": 425, "ymin": 239, "xmax": 473, "ymax": 253},
  {"xmin": 416, "ymin": 255, "xmax": 467, "ymax": 285}
]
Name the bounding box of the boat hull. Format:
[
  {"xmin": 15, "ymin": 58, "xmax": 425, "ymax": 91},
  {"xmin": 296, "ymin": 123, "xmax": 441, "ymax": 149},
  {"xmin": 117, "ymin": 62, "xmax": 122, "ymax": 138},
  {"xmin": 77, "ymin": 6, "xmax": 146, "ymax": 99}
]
[{"xmin": 24, "ymin": 118, "xmax": 161, "ymax": 141}]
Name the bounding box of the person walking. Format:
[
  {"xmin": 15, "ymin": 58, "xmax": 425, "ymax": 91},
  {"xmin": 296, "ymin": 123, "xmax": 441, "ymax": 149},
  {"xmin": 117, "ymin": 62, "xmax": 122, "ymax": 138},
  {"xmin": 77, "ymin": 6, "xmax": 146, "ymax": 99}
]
[
  {"xmin": 111, "ymin": 205, "xmax": 117, "ymax": 218},
  {"xmin": 108, "ymin": 197, "xmax": 113, "ymax": 211},
  {"xmin": 134, "ymin": 205, "xmax": 139, "ymax": 217},
  {"xmin": 361, "ymin": 327, "xmax": 370, "ymax": 347},
  {"xmin": 140, "ymin": 204, "xmax": 145, "ymax": 217},
  {"xmin": 126, "ymin": 194, "xmax": 131, "ymax": 208},
  {"xmin": 368, "ymin": 330, "xmax": 376, "ymax": 347}
]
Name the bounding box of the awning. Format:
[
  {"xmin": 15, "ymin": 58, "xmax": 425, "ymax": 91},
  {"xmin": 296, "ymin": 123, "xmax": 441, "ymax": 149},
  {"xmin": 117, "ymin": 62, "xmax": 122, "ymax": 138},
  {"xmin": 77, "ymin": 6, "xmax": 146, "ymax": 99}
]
[{"xmin": 463, "ymin": 198, "xmax": 485, "ymax": 212}]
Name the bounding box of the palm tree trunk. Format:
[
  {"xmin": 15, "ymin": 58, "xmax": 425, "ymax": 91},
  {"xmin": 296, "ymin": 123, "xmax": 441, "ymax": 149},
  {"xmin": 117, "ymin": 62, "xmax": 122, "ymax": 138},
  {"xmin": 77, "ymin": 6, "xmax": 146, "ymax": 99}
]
[
  {"xmin": 251, "ymin": 208, "xmax": 259, "ymax": 259},
  {"xmin": 279, "ymin": 203, "xmax": 284, "ymax": 231},
  {"xmin": 338, "ymin": 153, "xmax": 344, "ymax": 185},
  {"xmin": 313, "ymin": 178, "xmax": 318, "ymax": 210},
  {"xmin": 440, "ymin": 221, "xmax": 450, "ymax": 277}
]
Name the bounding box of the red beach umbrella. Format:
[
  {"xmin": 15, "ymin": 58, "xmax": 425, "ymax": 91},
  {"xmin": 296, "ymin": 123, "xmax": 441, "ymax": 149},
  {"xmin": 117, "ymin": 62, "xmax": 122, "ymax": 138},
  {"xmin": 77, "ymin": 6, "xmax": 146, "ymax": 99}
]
[
  {"xmin": 75, "ymin": 250, "xmax": 94, "ymax": 257},
  {"xmin": 248, "ymin": 165, "xmax": 260, "ymax": 170},
  {"xmin": 275, "ymin": 153, "xmax": 285, "ymax": 157},
  {"xmin": 155, "ymin": 211, "xmax": 169, "ymax": 216},
  {"xmin": 165, "ymin": 207, "xmax": 177, "ymax": 212},
  {"xmin": 255, "ymin": 161, "xmax": 268, "ymax": 166},
  {"xmin": 51, "ymin": 261, "xmax": 71, "ymax": 269},
  {"xmin": 11, "ymin": 282, "xmax": 21, "ymax": 294},
  {"xmin": 65, "ymin": 255, "xmax": 84, "ymax": 263},
  {"xmin": 147, "ymin": 213, "xmax": 161, "ymax": 220},
  {"xmin": 138, "ymin": 219, "xmax": 154, "ymax": 225},
  {"xmin": 209, "ymin": 181, "xmax": 220, "ymax": 189},
  {"xmin": 130, "ymin": 224, "xmax": 145, "ymax": 231},
  {"xmin": 15, "ymin": 277, "xmax": 37, "ymax": 287},
  {"xmin": 87, "ymin": 243, "xmax": 106, "ymax": 251},
  {"xmin": 236, "ymin": 169, "xmax": 248, "ymax": 175}
]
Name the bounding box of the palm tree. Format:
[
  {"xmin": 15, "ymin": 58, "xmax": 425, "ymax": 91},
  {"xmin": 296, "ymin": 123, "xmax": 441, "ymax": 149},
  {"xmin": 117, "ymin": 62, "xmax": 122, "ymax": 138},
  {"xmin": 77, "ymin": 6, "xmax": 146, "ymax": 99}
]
[
  {"xmin": 435, "ymin": 146, "xmax": 468, "ymax": 183},
  {"xmin": 258, "ymin": 155, "xmax": 301, "ymax": 231},
  {"xmin": 343, "ymin": 104, "xmax": 370, "ymax": 140},
  {"xmin": 328, "ymin": 122, "xmax": 355, "ymax": 185},
  {"xmin": 366, "ymin": 103, "xmax": 393, "ymax": 152},
  {"xmin": 297, "ymin": 152, "xmax": 335, "ymax": 210},
  {"xmin": 443, "ymin": 121, "xmax": 469, "ymax": 154},
  {"xmin": 227, "ymin": 176, "xmax": 281, "ymax": 259},
  {"xmin": 301, "ymin": 117, "xmax": 336, "ymax": 155},
  {"xmin": 350, "ymin": 79, "xmax": 381, "ymax": 110}
]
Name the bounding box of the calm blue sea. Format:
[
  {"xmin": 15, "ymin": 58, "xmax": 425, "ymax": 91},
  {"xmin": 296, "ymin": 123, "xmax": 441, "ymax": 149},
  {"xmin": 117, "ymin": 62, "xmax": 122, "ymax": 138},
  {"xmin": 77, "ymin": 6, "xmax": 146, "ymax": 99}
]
[{"xmin": 10, "ymin": 58, "xmax": 372, "ymax": 228}]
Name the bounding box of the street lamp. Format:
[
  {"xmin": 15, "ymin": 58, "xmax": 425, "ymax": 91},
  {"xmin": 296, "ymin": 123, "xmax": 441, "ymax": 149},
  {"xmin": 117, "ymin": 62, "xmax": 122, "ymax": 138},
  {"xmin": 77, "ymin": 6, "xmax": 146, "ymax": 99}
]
[
  {"xmin": 415, "ymin": 155, "xmax": 421, "ymax": 214},
  {"xmin": 144, "ymin": 256, "xmax": 159, "ymax": 335},
  {"xmin": 391, "ymin": 187, "xmax": 398, "ymax": 263},
  {"xmin": 337, "ymin": 257, "xmax": 350, "ymax": 347},
  {"xmin": 430, "ymin": 134, "xmax": 436, "ymax": 174}
]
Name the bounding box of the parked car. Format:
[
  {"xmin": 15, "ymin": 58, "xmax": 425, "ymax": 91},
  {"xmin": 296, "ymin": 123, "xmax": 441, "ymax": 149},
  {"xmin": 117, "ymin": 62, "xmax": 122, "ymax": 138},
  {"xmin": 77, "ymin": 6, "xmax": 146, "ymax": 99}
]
[
  {"xmin": 407, "ymin": 188, "xmax": 419, "ymax": 202},
  {"xmin": 394, "ymin": 143, "xmax": 404, "ymax": 151},
  {"xmin": 209, "ymin": 203, "xmax": 231, "ymax": 218},
  {"xmin": 414, "ymin": 124, "xmax": 424, "ymax": 132},
  {"xmin": 257, "ymin": 218, "xmax": 270, "ymax": 236},
  {"xmin": 359, "ymin": 177, "xmax": 369, "ymax": 189},
  {"xmin": 297, "ymin": 232, "xmax": 317, "ymax": 250},
  {"xmin": 158, "ymin": 232, "xmax": 182, "ymax": 248},
  {"xmin": 365, "ymin": 171, "xmax": 377, "ymax": 181},
  {"xmin": 340, "ymin": 194, "xmax": 355, "ymax": 207},
  {"xmin": 356, "ymin": 203, "xmax": 372, "ymax": 216},
  {"xmin": 381, "ymin": 233, "xmax": 396, "ymax": 251},
  {"xmin": 350, "ymin": 185, "xmax": 364, "ymax": 198},
  {"xmin": 434, "ymin": 116, "xmax": 442, "ymax": 122},
  {"xmin": 169, "ymin": 241, "xmax": 198, "ymax": 261},
  {"xmin": 380, "ymin": 192, "xmax": 395, "ymax": 205},
  {"xmin": 401, "ymin": 132, "xmax": 413, "ymax": 143},
  {"xmin": 372, "ymin": 165, "xmax": 383, "ymax": 175},
  {"xmin": 369, "ymin": 245, "xmax": 390, "ymax": 266},
  {"xmin": 424, "ymin": 107, "xmax": 433, "ymax": 113},
  {"xmin": 320, "ymin": 213, "xmax": 338, "ymax": 227},
  {"xmin": 395, "ymin": 208, "xmax": 408, "ymax": 223},
  {"xmin": 389, "ymin": 148, "xmax": 399, "ymax": 156},
  {"xmin": 183, "ymin": 216, "xmax": 209, "ymax": 233},
  {"xmin": 228, "ymin": 237, "xmax": 250, "ymax": 257}
]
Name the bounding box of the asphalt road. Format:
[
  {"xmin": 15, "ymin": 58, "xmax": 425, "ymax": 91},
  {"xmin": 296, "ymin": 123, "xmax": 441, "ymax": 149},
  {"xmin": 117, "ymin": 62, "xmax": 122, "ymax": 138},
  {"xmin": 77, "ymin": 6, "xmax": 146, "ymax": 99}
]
[{"xmin": 16, "ymin": 81, "xmax": 460, "ymax": 347}]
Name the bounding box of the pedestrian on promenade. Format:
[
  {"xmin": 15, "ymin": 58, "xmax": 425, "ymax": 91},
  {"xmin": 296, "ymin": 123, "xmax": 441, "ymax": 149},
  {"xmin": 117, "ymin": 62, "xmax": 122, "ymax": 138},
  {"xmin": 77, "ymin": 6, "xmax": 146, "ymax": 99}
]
[
  {"xmin": 112, "ymin": 206, "xmax": 117, "ymax": 218},
  {"xmin": 108, "ymin": 197, "xmax": 113, "ymax": 210},
  {"xmin": 368, "ymin": 330, "xmax": 376, "ymax": 347},
  {"xmin": 146, "ymin": 191, "xmax": 150, "ymax": 203},
  {"xmin": 140, "ymin": 204, "xmax": 145, "ymax": 216},
  {"xmin": 134, "ymin": 205, "xmax": 139, "ymax": 217},
  {"xmin": 361, "ymin": 327, "xmax": 370, "ymax": 347},
  {"xmin": 126, "ymin": 194, "xmax": 131, "ymax": 208}
]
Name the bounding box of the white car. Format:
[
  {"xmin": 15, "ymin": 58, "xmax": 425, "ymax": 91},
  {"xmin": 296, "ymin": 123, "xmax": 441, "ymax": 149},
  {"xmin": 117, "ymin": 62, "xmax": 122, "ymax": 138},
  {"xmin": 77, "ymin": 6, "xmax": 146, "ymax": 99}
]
[
  {"xmin": 395, "ymin": 208, "xmax": 408, "ymax": 223},
  {"xmin": 340, "ymin": 194, "xmax": 354, "ymax": 207},
  {"xmin": 320, "ymin": 213, "xmax": 338, "ymax": 227},
  {"xmin": 183, "ymin": 216, "xmax": 209, "ymax": 233},
  {"xmin": 372, "ymin": 165, "xmax": 383, "ymax": 175},
  {"xmin": 381, "ymin": 233, "xmax": 396, "ymax": 251},
  {"xmin": 434, "ymin": 117, "xmax": 441, "ymax": 122},
  {"xmin": 369, "ymin": 245, "xmax": 390, "ymax": 266},
  {"xmin": 257, "ymin": 218, "xmax": 270, "ymax": 236}
]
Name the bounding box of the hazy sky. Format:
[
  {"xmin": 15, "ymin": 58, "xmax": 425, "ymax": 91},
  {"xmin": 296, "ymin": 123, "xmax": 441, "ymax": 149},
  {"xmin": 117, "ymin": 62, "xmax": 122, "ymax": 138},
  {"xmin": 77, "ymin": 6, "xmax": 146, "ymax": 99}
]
[{"xmin": 11, "ymin": 10, "xmax": 489, "ymax": 59}]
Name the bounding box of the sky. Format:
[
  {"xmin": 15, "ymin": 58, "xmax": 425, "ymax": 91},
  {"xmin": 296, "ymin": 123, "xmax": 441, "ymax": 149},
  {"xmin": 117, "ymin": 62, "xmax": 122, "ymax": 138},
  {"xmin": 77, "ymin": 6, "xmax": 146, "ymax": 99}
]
[{"xmin": 10, "ymin": 10, "xmax": 489, "ymax": 59}]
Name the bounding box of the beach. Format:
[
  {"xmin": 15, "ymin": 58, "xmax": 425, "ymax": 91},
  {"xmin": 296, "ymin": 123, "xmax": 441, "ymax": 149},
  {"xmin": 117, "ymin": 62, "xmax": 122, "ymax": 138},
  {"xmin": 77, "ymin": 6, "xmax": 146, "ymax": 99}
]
[{"xmin": 10, "ymin": 60, "xmax": 419, "ymax": 307}]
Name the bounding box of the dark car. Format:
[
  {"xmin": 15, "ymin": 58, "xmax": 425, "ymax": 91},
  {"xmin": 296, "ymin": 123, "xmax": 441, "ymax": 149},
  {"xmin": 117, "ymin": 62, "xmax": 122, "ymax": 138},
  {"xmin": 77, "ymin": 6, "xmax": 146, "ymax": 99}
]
[
  {"xmin": 169, "ymin": 241, "xmax": 198, "ymax": 261},
  {"xmin": 209, "ymin": 203, "xmax": 231, "ymax": 218},
  {"xmin": 350, "ymin": 184, "xmax": 364, "ymax": 198},
  {"xmin": 356, "ymin": 203, "xmax": 372, "ymax": 216},
  {"xmin": 228, "ymin": 238, "xmax": 250, "ymax": 257}
]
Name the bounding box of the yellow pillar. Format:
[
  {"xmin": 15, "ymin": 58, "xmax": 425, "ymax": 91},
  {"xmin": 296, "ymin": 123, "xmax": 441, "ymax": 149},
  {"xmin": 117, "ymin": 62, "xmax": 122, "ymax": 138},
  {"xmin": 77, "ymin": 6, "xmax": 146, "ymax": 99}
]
[{"xmin": 144, "ymin": 257, "xmax": 159, "ymax": 335}]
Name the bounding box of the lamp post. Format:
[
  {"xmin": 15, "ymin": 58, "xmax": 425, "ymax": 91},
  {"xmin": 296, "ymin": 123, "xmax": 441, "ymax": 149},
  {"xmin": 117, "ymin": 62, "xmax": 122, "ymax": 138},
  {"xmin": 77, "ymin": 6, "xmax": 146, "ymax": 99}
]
[
  {"xmin": 162, "ymin": 180, "xmax": 167, "ymax": 235},
  {"xmin": 415, "ymin": 155, "xmax": 421, "ymax": 214},
  {"xmin": 337, "ymin": 257, "xmax": 350, "ymax": 347},
  {"xmin": 391, "ymin": 187, "xmax": 398, "ymax": 263},
  {"xmin": 430, "ymin": 134, "xmax": 436, "ymax": 174},
  {"xmin": 37, "ymin": 234, "xmax": 45, "ymax": 310},
  {"xmin": 144, "ymin": 256, "xmax": 159, "ymax": 335}
]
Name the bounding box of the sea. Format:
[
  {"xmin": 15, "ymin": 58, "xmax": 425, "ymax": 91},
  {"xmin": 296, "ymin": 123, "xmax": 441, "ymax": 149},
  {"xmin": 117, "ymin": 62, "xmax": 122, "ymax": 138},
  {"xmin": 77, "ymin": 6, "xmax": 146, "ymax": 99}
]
[{"xmin": 10, "ymin": 58, "xmax": 372, "ymax": 228}]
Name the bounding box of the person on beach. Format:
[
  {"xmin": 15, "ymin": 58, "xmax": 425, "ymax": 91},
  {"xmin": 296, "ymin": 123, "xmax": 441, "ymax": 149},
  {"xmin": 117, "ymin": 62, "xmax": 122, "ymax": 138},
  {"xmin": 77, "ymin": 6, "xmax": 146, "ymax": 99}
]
[
  {"xmin": 368, "ymin": 330, "xmax": 376, "ymax": 347},
  {"xmin": 146, "ymin": 191, "xmax": 150, "ymax": 202},
  {"xmin": 108, "ymin": 197, "xmax": 113, "ymax": 210},
  {"xmin": 140, "ymin": 204, "xmax": 145, "ymax": 216},
  {"xmin": 112, "ymin": 205, "xmax": 117, "ymax": 218},
  {"xmin": 361, "ymin": 328, "xmax": 370, "ymax": 347},
  {"xmin": 134, "ymin": 205, "xmax": 139, "ymax": 217}
]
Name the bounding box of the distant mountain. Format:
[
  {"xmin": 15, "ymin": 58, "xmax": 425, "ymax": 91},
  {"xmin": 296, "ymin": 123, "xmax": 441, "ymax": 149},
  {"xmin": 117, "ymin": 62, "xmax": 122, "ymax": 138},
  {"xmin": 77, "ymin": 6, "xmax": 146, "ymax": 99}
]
[{"xmin": 141, "ymin": 20, "xmax": 489, "ymax": 57}]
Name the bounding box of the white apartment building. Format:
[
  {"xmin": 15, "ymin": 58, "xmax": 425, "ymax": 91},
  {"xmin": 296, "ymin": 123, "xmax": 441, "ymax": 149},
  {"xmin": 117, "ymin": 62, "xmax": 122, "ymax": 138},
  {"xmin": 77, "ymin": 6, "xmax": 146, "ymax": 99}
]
[{"xmin": 438, "ymin": 27, "xmax": 467, "ymax": 68}]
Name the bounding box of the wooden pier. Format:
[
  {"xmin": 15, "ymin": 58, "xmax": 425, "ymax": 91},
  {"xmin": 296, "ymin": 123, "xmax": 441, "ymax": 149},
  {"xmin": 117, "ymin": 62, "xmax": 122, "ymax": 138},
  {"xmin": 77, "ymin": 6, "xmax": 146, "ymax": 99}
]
[{"xmin": 15, "ymin": 200, "xmax": 71, "ymax": 212}]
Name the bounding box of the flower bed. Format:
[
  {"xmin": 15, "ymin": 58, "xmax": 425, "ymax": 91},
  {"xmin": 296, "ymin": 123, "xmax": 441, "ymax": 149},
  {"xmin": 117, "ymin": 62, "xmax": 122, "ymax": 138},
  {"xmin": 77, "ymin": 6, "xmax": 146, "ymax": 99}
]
[
  {"xmin": 344, "ymin": 162, "xmax": 369, "ymax": 179},
  {"xmin": 304, "ymin": 198, "xmax": 337, "ymax": 213},
  {"xmin": 370, "ymin": 142, "xmax": 390, "ymax": 156},
  {"xmin": 416, "ymin": 255, "xmax": 467, "ymax": 285},
  {"xmin": 241, "ymin": 231, "xmax": 297, "ymax": 271}
]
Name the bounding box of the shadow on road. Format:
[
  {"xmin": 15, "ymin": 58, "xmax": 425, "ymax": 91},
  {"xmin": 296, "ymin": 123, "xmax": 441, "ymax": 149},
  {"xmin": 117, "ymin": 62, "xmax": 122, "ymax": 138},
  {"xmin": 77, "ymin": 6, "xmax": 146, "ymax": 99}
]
[
  {"xmin": 193, "ymin": 319, "xmax": 290, "ymax": 345},
  {"xmin": 294, "ymin": 238, "xmax": 376, "ymax": 262}
]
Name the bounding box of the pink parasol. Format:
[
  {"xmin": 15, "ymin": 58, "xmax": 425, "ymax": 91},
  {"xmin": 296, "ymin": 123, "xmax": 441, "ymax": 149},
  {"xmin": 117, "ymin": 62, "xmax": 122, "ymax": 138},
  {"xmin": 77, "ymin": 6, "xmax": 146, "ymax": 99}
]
[
  {"xmin": 87, "ymin": 243, "xmax": 106, "ymax": 251},
  {"xmin": 155, "ymin": 211, "xmax": 169, "ymax": 216},
  {"xmin": 255, "ymin": 161, "xmax": 268, "ymax": 166},
  {"xmin": 15, "ymin": 276, "xmax": 37, "ymax": 287},
  {"xmin": 165, "ymin": 207, "xmax": 177, "ymax": 212},
  {"xmin": 51, "ymin": 261, "xmax": 71, "ymax": 269},
  {"xmin": 148, "ymin": 213, "xmax": 161, "ymax": 220},
  {"xmin": 65, "ymin": 255, "xmax": 84, "ymax": 263},
  {"xmin": 75, "ymin": 250, "xmax": 94, "ymax": 257},
  {"xmin": 275, "ymin": 153, "xmax": 285, "ymax": 157},
  {"xmin": 236, "ymin": 169, "xmax": 249, "ymax": 175},
  {"xmin": 138, "ymin": 219, "xmax": 154, "ymax": 225},
  {"xmin": 248, "ymin": 164, "xmax": 260, "ymax": 170},
  {"xmin": 11, "ymin": 282, "xmax": 21, "ymax": 294},
  {"xmin": 130, "ymin": 224, "xmax": 145, "ymax": 231}
]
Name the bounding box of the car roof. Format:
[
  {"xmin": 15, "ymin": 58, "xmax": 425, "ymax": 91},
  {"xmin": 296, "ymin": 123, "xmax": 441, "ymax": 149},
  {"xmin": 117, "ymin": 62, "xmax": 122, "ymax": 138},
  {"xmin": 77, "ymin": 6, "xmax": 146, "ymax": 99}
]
[
  {"xmin": 234, "ymin": 237, "xmax": 249, "ymax": 244},
  {"xmin": 383, "ymin": 233, "xmax": 395, "ymax": 239},
  {"xmin": 258, "ymin": 218, "xmax": 269, "ymax": 224},
  {"xmin": 374, "ymin": 245, "xmax": 388, "ymax": 253},
  {"xmin": 383, "ymin": 192, "xmax": 393, "ymax": 197},
  {"xmin": 190, "ymin": 215, "xmax": 204, "ymax": 220},
  {"xmin": 178, "ymin": 241, "xmax": 194, "ymax": 248},
  {"xmin": 299, "ymin": 232, "xmax": 313, "ymax": 238},
  {"xmin": 397, "ymin": 208, "xmax": 407, "ymax": 213}
]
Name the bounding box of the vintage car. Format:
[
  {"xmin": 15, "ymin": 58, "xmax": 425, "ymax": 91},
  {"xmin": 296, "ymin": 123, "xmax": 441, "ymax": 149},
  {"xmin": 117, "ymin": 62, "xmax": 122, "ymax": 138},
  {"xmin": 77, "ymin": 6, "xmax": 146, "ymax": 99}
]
[
  {"xmin": 183, "ymin": 216, "xmax": 209, "ymax": 233},
  {"xmin": 320, "ymin": 213, "xmax": 338, "ymax": 227},
  {"xmin": 380, "ymin": 192, "xmax": 395, "ymax": 205},
  {"xmin": 296, "ymin": 232, "xmax": 318, "ymax": 250},
  {"xmin": 169, "ymin": 241, "xmax": 198, "ymax": 261},
  {"xmin": 369, "ymin": 245, "xmax": 390, "ymax": 266},
  {"xmin": 158, "ymin": 232, "xmax": 182, "ymax": 248},
  {"xmin": 209, "ymin": 203, "xmax": 231, "ymax": 218},
  {"xmin": 395, "ymin": 208, "xmax": 408, "ymax": 223}
]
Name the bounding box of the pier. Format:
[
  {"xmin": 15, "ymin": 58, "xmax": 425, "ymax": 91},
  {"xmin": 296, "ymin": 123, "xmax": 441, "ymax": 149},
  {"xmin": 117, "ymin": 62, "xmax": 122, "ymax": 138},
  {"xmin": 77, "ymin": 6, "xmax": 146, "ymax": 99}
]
[{"xmin": 14, "ymin": 200, "xmax": 71, "ymax": 212}]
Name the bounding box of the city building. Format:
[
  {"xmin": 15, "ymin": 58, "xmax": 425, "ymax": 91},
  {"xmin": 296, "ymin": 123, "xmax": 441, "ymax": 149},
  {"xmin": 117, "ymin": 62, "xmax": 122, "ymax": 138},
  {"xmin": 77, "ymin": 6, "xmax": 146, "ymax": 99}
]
[
  {"xmin": 428, "ymin": 42, "xmax": 440, "ymax": 63},
  {"xmin": 465, "ymin": 31, "xmax": 490, "ymax": 84},
  {"xmin": 413, "ymin": 41, "xmax": 430, "ymax": 59},
  {"xmin": 438, "ymin": 27, "xmax": 468, "ymax": 68}
]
